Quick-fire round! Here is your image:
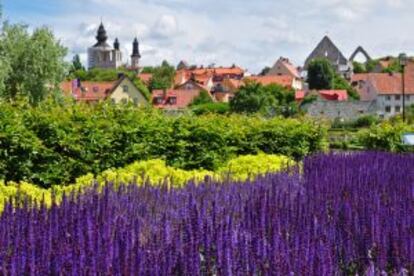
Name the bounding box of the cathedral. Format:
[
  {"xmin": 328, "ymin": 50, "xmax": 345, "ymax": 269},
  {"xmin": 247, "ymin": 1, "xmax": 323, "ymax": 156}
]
[{"xmin": 87, "ymin": 22, "xmax": 141, "ymax": 70}]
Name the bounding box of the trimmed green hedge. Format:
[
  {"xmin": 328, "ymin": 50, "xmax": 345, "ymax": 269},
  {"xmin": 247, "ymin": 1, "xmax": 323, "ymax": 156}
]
[{"xmin": 0, "ymin": 100, "xmax": 328, "ymax": 187}]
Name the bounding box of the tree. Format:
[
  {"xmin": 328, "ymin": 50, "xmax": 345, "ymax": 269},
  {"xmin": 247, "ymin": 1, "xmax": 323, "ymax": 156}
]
[
  {"xmin": 149, "ymin": 61, "xmax": 175, "ymax": 91},
  {"xmin": 332, "ymin": 75, "xmax": 360, "ymax": 100},
  {"xmin": 352, "ymin": 61, "xmax": 366, "ymax": 74},
  {"xmin": 307, "ymin": 58, "xmax": 335, "ymax": 90},
  {"xmin": 259, "ymin": 66, "xmax": 271, "ymax": 76},
  {"xmin": 0, "ymin": 22, "xmax": 67, "ymax": 104},
  {"xmin": 190, "ymin": 90, "xmax": 213, "ymax": 106},
  {"xmin": 72, "ymin": 54, "xmax": 84, "ymax": 71},
  {"xmin": 230, "ymin": 80, "xmax": 297, "ymax": 117}
]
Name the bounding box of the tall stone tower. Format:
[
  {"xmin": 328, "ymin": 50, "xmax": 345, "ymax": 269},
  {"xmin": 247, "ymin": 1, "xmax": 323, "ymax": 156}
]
[
  {"xmin": 130, "ymin": 38, "xmax": 141, "ymax": 70},
  {"xmin": 87, "ymin": 23, "xmax": 123, "ymax": 69}
]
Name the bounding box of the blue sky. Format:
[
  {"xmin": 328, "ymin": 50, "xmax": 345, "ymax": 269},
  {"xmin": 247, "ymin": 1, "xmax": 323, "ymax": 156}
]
[{"xmin": 3, "ymin": 0, "xmax": 414, "ymax": 73}]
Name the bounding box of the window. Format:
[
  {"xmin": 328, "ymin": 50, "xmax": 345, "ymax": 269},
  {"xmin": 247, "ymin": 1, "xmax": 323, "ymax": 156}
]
[
  {"xmin": 385, "ymin": 96, "xmax": 391, "ymax": 101},
  {"xmin": 395, "ymin": 106, "xmax": 401, "ymax": 113},
  {"xmin": 121, "ymin": 98, "xmax": 128, "ymax": 104},
  {"xmin": 93, "ymin": 86, "xmax": 99, "ymax": 93},
  {"xmin": 168, "ymin": 97, "xmax": 177, "ymax": 105},
  {"xmin": 123, "ymin": 85, "xmax": 129, "ymax": 92},
  {"xmin": 133, "ymin": 98, "xmax": 139, "ymax": 106},
  {"xmin": 406, "ymin": 95, "xmax": 411, "ymax": 100},
  {"xmin": 153, "ymin": 97, "xmax": 163, "ymax": 104},
  {"xmin": 395, "ymin": 95, "xmax": 401, "ymax": 100},
  {"xmin": 385, "ymin": 106, "xmax": 391, "ymax": 113}
]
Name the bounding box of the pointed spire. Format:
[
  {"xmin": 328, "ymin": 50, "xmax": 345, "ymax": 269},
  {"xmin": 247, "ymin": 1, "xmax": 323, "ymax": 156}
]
[
  {"xmin": 131, "ymin": 37, "xmax": 141, "ymax": 58},
  {"xmin": 94, "ymin": 22, "xmax": 109, "ymax": 47},
  {"xmin": 114, "ymin": 38, "xmax": 120, "ymax": 50}
]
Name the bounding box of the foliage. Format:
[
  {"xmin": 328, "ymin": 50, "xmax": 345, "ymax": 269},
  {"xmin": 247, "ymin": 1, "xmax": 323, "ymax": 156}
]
[
  {"xmin": 189, "ymin": 90, "xmax": 213, "ymax": 106},
  {"xmin": 148, "ymin": 60, "xmax": 175, "ymax": 91},
  {"xmin": 0, "ymin": 22, "xmax": 67, "ymax": 104},
  {"xmin": 307, "ymin": 58, "xmax": 335, "ymax": 90},
  {"xmin": 191, "ymin": 102, "xmax": 230, "ymax": 115},
  {"xmin": 71, "ymin": 54, "xmax": 84, "ymax": 71},
  {"xmin": 308, "ymin": 58, "xmax": 360, "ymax": 100},
  {"xmin": 0, "ymin": 154, "xmax": 294, "ymax": 211},
  {"xmin": 332, "ymin": 74, "xmax": 360, "ymax": 100},
  {"xmin": 382, "ymin": 58, "xmax": 403, "ymax": 73},
  {"xmin": 331, "ymin": 115, "xmax": 380, "ymax": 129},
  {"xmin": 0, "ymin": 100, "xmax": 327, "ymax": 187},
  {"xmin": 357, "ymin": 120, "xmax": 414, "ymax": 152},
  {"xmin": 352, "ymin": 61, "xmax": 366, "ymax": 74},
  {"xmin": 0, "ymin": 153, "xmax": 412, "ymax": 274},
  {"xmin": 258, "ymin": 66, "xmax": 270, "ymax": 76},
  {"xmin": 230, "ymin": 81, "xmax": 298, "ymax": 117}
]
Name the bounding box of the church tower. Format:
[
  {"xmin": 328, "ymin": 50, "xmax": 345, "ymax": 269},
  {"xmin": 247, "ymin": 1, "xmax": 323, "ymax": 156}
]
[
  {"xmin": 131, "ymin": 38, "xmax": 141, "ymax": 70},
  {"xmin": 87, "ymin": 22, "xmax": 123, "ymax": 69}
]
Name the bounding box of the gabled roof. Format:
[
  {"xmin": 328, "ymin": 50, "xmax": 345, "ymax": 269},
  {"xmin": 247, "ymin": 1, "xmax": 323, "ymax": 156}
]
[
  {"xmin": 351, "ymin": 72, "xmax": 414, "ymax": 95},
  {"xmin": 319, "ymin": 90, "xmax": 348, "ymax": 101},
  {"xmin": 245, "ymin": 75, "xmax": 294, "ymax": 88},
  {"xmin": 61, "ymin": 80, "xmax": 116, "ymax": 102},
  {"xmin": 268, "ymin": 57, "xmax": 301, "ymax": 79},
  {"xmin": 138, "ymin": 73, "xmax": 153, "ymax": 84},
  {"xmin": 304, "ymin": 36, "xmax": 348, "ymax": 68},
  {"xmin": 152, "ymin": 89, "xmax": 204, "ymax": 109}
]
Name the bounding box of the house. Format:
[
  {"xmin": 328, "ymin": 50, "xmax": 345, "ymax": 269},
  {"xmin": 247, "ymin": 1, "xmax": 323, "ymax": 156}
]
[
  {"xmin": 152, "ymin": 89, "xmax": 207, "ymax": 110},
  {"xmin": 211, "ymin": 78, "xmax": 242, "ymax": 103},
  {"xmin": 109, "ymin": 76, "xmax": 149, "ymax": 106},
  {"xmin": 245, "ymin": 75, "xmax": 299, "ymax": 90},
  {"xmin": 175, "ymin": 77, "xmax": 213, "ymax": 92},
  {"xmin": 175, "ymin": 65, "xmax": 245, "ymax": 85},
  {"xmin": 266, "ymin": 57, "xmax": 303, "ymax": 90},
  {"xmin": 304, "ymin": 36, "xmax": 352, "ymax": 79},
  {"xmin": 61, "ymin": 76, "xmax": 149, "ymax": 106},
  {"xmin": 137, "ymin": 73, "xmax": 153, "ymax": 85},
  {"xmin": 295, "ymin": 90, "xmax": 348, "ymax": 102},
  {"xmin": 350, "ymin": 61, "xmax": 414, "ymax": 118}
]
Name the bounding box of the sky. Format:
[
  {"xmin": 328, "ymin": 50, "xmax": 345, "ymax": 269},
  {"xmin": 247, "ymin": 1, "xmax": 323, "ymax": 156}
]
[{"xmin": 3, "ymin": 0, "xmax": 414, "ymax": 73}]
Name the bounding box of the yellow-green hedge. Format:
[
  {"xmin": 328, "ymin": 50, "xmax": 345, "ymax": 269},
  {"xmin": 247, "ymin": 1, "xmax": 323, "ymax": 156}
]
[{"xmin": 0, "ymin": 154, "xmax": 294, "ymax": 211}]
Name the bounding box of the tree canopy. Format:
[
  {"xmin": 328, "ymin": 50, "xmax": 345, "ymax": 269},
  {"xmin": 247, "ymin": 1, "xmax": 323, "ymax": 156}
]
[
  {"xmin": 149, "ymin": 60, "xmax": 176, "ymax": 91},
  {"xmin": 190, "ymin": 90, "xmax": 213, "ymax": 106},
  {"xmin": 0, "ymin": 22, "xmax": 67, "ymax": 104},
  {"xmin": 230, "ymin": 81, "xmax": 297, "ymax": 117},
  {"xmin": 307, "ymin": 58, "xmax": 335, "ymax": 90}
]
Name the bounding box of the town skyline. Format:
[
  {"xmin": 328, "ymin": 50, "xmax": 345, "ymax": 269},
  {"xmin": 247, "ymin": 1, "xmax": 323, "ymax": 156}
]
[{"xmin": 4, "ymin": 0, "xmax": 414, "ymax": 73}]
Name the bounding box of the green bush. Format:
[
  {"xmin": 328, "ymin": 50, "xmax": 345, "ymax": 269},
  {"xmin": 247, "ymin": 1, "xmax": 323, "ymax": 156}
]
[
  {"xmin": 0, "ymin": 100, "xmax": 328, "ymax": 187},
  {"xmin": 191, "ymin": 102, "xmax": 230, "ymax": 115},
  {"xmin": 357, "ymin": 121, "xmax": 414, "ymax": 152}
]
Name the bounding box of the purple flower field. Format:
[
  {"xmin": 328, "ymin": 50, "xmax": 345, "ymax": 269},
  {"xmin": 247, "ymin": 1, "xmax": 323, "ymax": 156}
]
[{"xmin": 0, "ymin": 152, "xmax": 413, "ymax": 275}]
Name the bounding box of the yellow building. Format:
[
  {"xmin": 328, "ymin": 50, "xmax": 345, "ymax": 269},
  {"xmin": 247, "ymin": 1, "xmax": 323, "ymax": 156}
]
[{"xmin": 109, "ymin": 76, "xmax": 149, "ymax": 107}]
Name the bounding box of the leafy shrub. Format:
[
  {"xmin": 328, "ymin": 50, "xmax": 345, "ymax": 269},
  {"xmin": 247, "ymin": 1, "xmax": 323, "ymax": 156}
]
[
  {"xmin": 0, "ymin": 154, "xmax": 294, "ymax": 210},
  {"xmin": 357, "ymin": 121, "xmax": 414, "ymax": 152},
  {"xmin": 191, "ymin": 102, "xmax": 230, "ymax": 115},
  {"xmin": 0, "ymin": 100, "xmax": 327, "ymax": 187}
]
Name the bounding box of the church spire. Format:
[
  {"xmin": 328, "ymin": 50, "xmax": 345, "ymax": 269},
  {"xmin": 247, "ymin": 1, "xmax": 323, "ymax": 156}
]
[
  {"xmin": 94, "ymin": 22, "xmax": 109, "ymax": 47},
  {"xmin": 114, "ymin": 38, "xmax": 120, "ymax": 50},
  {"xmin": 131, "ymin": 37, "xmax": 141, "ymax": 58}
]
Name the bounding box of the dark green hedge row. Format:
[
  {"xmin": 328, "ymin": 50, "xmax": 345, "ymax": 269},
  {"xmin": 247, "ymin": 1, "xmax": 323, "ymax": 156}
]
[{"xmin": 0, "ymin": 100, "xmax": 328, "ymax": 187}]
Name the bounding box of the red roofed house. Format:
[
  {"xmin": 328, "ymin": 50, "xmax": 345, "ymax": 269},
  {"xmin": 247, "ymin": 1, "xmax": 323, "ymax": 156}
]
[
  {"xmin": 137, "ymin": 73, "xmax": 153, "ymax": 85},
  {"xmin": 245, "ymin": 75, "xmax": 298, "ymax": 89},
  {"xmin": 295, "ymin": 90, "xmax": 348, "ymax": 102},
  {"xmin": 61, "ymin": 76, "xmax": 149, "ymax": 106},
  {"xmin": 152, "ymin": 89, "xmax": 211, "ymax": 110},
  {"xmin": 266, "ymin": 57, "xmax": 303, "ymax": 90},
  {"xmin": 351, "ymin": 61, "xmax": 414, "ymax": 117}
]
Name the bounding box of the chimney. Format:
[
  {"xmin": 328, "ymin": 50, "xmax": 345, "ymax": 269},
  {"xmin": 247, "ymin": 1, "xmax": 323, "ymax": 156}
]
[{"xmin": 118, "ymin": 73, "xmax": 125, "ymax": 79}]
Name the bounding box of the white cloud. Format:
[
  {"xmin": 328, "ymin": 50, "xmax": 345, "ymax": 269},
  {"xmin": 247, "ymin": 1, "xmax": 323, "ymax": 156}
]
[{"xmin": 5, "ymin": 0, "xmax": 414, "ymax": 73}]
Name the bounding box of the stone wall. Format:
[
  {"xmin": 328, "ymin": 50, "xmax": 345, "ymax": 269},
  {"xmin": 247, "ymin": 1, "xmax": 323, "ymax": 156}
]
[{"xmin": 303, "ymin": 99, "xmax": 377, "ymax": 120}]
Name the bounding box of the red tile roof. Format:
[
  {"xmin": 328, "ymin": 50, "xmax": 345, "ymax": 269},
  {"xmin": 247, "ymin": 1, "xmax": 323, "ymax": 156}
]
[
  {"xmin": 138, "ymin": 73, "xmax": 153, "ymax": 84},
  {"xmin": 319, "ymin": 90, "xmax": 348, "ymax": 101},
  {"xmin": 152, "ymin": 89, "xmax": 204, "ymax": 109},
  {"xmin": 245, "ymin": 75, "xmax": 294, "ymax": 88},
  {"xmin": 278, "ymin": 58, "xmax": 301, "ymax": 79},
  {"xmin": 295, "ymin": 90, "xmax": 306, "ymax": 101},
  {"xmin": 61, "ymin": 81, "xmax": 116, "ymax": 102}
]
